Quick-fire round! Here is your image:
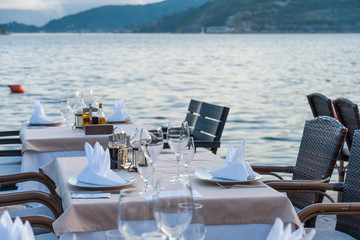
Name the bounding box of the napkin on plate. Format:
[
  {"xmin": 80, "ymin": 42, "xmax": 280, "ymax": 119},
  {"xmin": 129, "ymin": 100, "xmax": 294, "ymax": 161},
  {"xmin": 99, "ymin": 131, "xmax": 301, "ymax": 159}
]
[
  {"xmin": 77, "ymin": 142, "xmax": 126, "ymax": 186},
  {"xmin": 266, "ymin": 218, "xmax": 315, "ymax": 240},
  {"xmin": 29, "ymin": 100, "xmax": 55, "ymax": 124},
  {"xmin": 107, "ymin": 99, "xmax": 131, "ymax": 122},
  {"xmin": 209, "ymin": 142, "xmax": 256, "ymax": 181},
  {"xmin": 0, "ymin": 211, "xmax": 35, "ymax": 240}
]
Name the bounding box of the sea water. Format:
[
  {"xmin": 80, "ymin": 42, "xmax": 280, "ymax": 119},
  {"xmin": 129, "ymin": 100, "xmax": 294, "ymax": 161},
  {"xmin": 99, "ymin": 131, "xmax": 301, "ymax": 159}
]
[{"xmin": 1, "ymin": 33, "xmax": 360, "ymax": 175}]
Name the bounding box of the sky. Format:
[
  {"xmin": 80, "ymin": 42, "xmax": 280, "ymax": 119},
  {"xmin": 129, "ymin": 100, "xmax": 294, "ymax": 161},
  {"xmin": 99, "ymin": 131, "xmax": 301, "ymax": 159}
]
[{"xmin": 0, "ymin": 0, "xmax": 163, "ymax": 26}]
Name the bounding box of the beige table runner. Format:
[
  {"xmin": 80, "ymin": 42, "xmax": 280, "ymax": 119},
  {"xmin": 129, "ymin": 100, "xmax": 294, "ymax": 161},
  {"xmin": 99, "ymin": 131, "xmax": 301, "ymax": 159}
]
[
  {"xmin": 41, "ymin": 152, "xmax": 301, "ymax": 236},
  {"xmin": 20, "ymin": 123, "xmax": 138, "ymax": 153}
]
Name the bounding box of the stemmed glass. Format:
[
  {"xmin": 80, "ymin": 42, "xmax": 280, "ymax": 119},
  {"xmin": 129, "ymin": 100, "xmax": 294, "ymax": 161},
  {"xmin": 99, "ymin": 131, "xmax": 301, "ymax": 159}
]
[
  {"xmin": 140, "ymin": 127, "xmax": 164, "ymax": 190},
  {"xmin": 66, "ymin": 90, "xmax": 80, "ymax": 109},
  {"xmin": 153, "ymin": 178, "xmax": 194, "ymax": 240},
  {"xmin": 82, "ymin": 89, "xmax": 94, "ymax": 107},
  {"xmin": 167, "ymin": 121, "xmax": 190, "ymax": 180},
  {"xmin": 60, "ymin": 101, "xmax": 72, "ymax": 126},
  {"xmin": 130, "ymin": 128, "xmax": 152, "ymax": 171},
  {"xmin": 180, "ymin": 137, "xmax": 195, "ymax": 179},
  {"xmin": 117, "ymin": 188, "xmax": 158, "ymax": 240}
]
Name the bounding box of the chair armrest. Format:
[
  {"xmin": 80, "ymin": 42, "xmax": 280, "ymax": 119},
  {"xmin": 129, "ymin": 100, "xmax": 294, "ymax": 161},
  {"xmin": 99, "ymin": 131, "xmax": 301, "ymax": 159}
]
[
  {"xmin": 266, "ymin": 181, "xmax": 337, "ymax": 191},
  {"xmin": 19, "ymin": 215, "xmax": 55, "ymax": 233},
  {"xmin": 251, "ymin": 165, "xmax": 295, "ymax": 173},
  {"xmin": 298, "ymin": 202, "xmax": 360, "ymax": 223},
  {"xmin": 0, "ymin": 171, "xmax": 60, "ymax": 202},
  {"xmin": 0, "ymin": 191, "xmax": 63, "ymax": 218}
]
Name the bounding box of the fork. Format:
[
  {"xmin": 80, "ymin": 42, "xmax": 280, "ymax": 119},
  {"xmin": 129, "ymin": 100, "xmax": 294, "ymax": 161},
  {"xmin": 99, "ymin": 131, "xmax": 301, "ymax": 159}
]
[{"xmin": 216, "ymin": 182, "xmax": 267, "ymax": 189}]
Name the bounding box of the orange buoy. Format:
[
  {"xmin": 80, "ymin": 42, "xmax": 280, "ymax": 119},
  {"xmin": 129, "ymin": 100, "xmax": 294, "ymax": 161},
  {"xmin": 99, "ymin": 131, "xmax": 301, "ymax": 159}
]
[{"xmin": 8, "ymin": 84, "xmax": 25, "ymax": 93}]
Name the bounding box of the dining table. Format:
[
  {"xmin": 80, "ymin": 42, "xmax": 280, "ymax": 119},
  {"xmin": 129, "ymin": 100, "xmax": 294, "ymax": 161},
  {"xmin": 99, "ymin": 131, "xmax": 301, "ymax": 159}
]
[
  {"xmin": 19, "ymin": 122, "xmax": 139, "ymax": 192},
  {"xmin": 40, "ymin": 151, "xmax": 303, "ymax": 240}
]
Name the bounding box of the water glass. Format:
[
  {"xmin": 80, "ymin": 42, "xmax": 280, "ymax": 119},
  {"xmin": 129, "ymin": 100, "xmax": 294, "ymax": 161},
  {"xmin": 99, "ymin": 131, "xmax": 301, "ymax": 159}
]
[
  {"xmin": 117, "ymin": 188, "xmax": 158, "ymax": 239},
  {"xmin": 60, "ymin": 101, "xmax": 72, "ymax": 126},
  {"xmin": 167, "ymin": 121, "xmax": 190, "ymax": 180},
  {"xmin": 180, "ymin": 137, "xmax": 195, "ymax": 179},
  {"xmin": 105, "ymin": 230, "xmax": 125, "ymax": 240},
  {"xmin": 153, "ymin": 178, "xmax": 193, "ymax": 240},
  {"xmin": 180, "ymin": 203, "xmax": 206, "ymax": 240}
]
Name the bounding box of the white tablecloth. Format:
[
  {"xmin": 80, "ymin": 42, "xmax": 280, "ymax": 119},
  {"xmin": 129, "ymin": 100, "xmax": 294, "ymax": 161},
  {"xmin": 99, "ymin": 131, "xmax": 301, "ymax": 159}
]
[
  {"xmin": 19, "ymin": 123, "xmax": 138, "ymax": 192},
  {"xmin": 60, "ymin": 224, "xmax": 274, "ymax": 240}
]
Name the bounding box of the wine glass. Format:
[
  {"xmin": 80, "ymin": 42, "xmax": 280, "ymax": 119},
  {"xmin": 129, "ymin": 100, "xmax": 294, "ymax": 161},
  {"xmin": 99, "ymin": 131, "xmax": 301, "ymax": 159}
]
[
  {"xmin": 82, "ymin": 89, "xmax": 94, "ymax": 107},
  {"xmin": 167, "ymin": 121, "xmax": 190, "ymax": 180},
  {"xmin": 130, "ymin": 128, "xmax": 152, "ymax": 170},
  {"xmin": 66, "ymin": 90, "xmax": 80, "ymax": 109},
  {"xmin": 153, "ymin": 178, "xmax": 194, "ymax": 240},
  {"xmin": 140, "ymin": 127, "xmax": 164, "ymax": 191},
  {"xmin": 60, "ymin": 101, "xmax": 72, "ymax": 126},
  {"xmin": 117, "ymin": 188, "xmax": 158, "ymax": 240},
  {"xmin": 179, "ymin": 203, "xmax": 206, "ymax": 240},
  {"xmin": 180, "ymin": 137, "xmax": 195, "ymax": 179}
]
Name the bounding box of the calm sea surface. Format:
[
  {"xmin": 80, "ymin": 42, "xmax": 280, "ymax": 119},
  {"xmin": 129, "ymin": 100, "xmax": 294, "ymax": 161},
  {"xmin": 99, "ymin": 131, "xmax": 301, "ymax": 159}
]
[{"xmin": 1, "ymin": 33, "xmax": 360, "ymax": 174}]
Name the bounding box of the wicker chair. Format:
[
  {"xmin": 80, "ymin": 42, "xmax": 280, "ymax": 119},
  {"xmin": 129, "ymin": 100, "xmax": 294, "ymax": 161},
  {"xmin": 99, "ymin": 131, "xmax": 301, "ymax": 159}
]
[
  {"xmin": 164, "ymin": 99, "xmax": 230, "ymax": 154},
  {"xmin": 333, "ymin": 98, "xmax": 360, "ymax": 180},
  {"xmin": 269, "ymin": 129, "xmax": 360, "ymax": 239},
  {"xmin": 252, "ymin": 116, "xmax": 347, "ymax": 218},
  {"xmin": 306, "ymin": 93, "xmax": 336, "ymax": 118}
]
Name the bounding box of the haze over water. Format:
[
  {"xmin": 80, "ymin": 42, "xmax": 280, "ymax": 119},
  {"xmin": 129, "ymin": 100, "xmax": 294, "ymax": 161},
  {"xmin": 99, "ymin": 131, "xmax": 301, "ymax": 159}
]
[{"xmin": 1, "ymin": 33, "xmax": 360, "ymax": 175}]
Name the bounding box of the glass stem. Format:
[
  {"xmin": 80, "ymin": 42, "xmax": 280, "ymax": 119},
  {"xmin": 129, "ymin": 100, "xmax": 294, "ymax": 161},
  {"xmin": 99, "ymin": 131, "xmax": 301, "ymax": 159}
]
[
  {"xmin": 185, "ymin": 164, "xmax": 189, "ymax": 175},
  {"xmin": 176, "ymin": 153, "xmax": 180, "ymax": 177}
]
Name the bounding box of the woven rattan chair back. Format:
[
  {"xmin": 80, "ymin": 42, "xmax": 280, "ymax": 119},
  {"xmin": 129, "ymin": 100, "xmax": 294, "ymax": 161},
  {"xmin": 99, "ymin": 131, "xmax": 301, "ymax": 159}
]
[
  {"xmin": 333, "ymin": 98, "xmax": 360, "ymax": 150},
  {"xmin": 336, "ymin": 130, "xmax": 360, "ymax": 238},
  {"xmin": 287, "ymin": 116, "xmax": 347, "ymax": 209},
  {"xmin": 185, "ymin": 99, "xmax": 229, "ymax": 154},
  {"xmin": 306, "ymin": 93, "xmax": 335, "ymax": 118}
]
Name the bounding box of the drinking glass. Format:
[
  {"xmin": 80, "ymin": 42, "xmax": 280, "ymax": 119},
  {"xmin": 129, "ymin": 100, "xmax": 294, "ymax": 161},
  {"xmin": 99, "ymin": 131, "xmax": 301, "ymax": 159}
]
[
  {"xmin": 130, "ymin": 128, "xmax": 152, "ymax": 171},
  {"xmin": 140, "ymin": 127, "xmax": 164, "ymax": 190},
  {"xmin": 66, "ymin": 90, "xmax": 80, "ymax": 109},
  {"xmin": 180, "ymin": 137, "xmax": 195, "ymax": 179},
  {"xmin": 60, "ymin": 101, "xmax": 72, "ymax": 126},
  {"xmin": 179, "ymin": 203, "xmax": 206, "ymax": 240},
  {"xmin": 117, "ymin": 188, "xmax": 158, "ymax": 239},
  {"xmin": 167, "ymin": 121, "xmax": 190, "ymax": 180},
  {"xmin": 153, "ymin": 178, "xmax": 193, "ymax": 240},
  {"xmin": 82, "ymin": 89, "xmax": 94, "ymax": 107}
]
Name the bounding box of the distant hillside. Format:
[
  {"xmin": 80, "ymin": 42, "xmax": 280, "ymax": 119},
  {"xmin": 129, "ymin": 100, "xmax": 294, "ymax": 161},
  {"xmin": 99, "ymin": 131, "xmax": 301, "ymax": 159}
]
[
  {"xmin": 0, "ymin": 22, "xmax": 39, "ymax": 33},
  {"xmin": 41, "ymin": 0, "xmax": 211, "ymax": 33},
  {"xmin": 134, "ymin": 0, "xmax": 360, "ymax": 33}
]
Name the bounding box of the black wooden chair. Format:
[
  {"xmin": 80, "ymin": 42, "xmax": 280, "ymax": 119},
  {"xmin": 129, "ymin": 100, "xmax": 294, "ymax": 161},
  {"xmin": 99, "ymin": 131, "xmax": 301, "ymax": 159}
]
[
  {"xmin": 252, "ymin": 116, "xmax": 347, "ymax": 226},
  {"xmin": 164, "ymin": 99, "xmax": 229, "ymax": 154},
  {"xmin": 0, "ymin": 130, "xmax": 22, "ymax": 190},
  {"xmin": 270, "ymin": 129, "xmax": 360, "ymax": 239}
]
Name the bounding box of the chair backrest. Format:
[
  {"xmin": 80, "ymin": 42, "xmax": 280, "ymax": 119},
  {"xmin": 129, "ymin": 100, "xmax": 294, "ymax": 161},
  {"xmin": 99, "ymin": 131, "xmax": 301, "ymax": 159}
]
[
  {"xmin": 333, "ymin": 97, "xmax": 360, "ymax": 150},
  {"xmin": 287, "ymin": 116, "xmax": 347, "ymax": 209},
  {"xmin": 336, "ymin": 130, "xmax": 360, "ymax": 238},
  {"xmin": 185, "ymin": 99, "xmax": 229, "ymax": 154},
  {"xmin": 0, "ymin": 131, "xmax": 22, "ymax": 157},
  {"xmin": 306, "ymin": 93, "xmax": 335, "ymax": 118}
]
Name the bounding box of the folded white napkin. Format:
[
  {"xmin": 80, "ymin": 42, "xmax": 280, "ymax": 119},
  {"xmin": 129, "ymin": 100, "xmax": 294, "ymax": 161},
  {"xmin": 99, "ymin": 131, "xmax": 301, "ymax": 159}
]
[
  {"xmin": 0, "ymin": 211, "xmax": 35, "ymax": 240},
  {"xmin": 209, "ymin": 142, "xmax": 256, "ymax": 181},
  {"xmin": 266, "ymin": 218, "xmax": 315, "ymax": 240},
  {"xmin": 107, "ymin": 99, "xmax": 131, "ymax": 122},
  {"xmin": 77, "ymin": 142, "xmax": 126, "ymax": 186},
  {"xmin": 29, "ymin": 100, "xmax": 55, "ymax": 124}
]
